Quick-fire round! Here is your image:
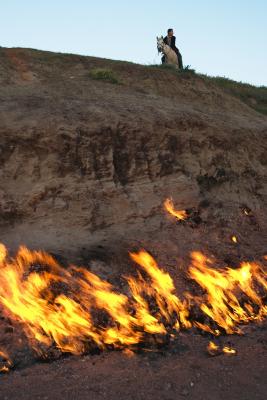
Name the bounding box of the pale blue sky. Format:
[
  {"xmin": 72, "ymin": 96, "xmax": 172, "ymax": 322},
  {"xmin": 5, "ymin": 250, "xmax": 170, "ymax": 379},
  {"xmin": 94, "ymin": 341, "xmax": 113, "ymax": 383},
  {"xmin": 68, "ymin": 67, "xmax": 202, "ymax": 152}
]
[{"xmin": 1, "ymin": 1, "xmax": 266, "ymax": 86}]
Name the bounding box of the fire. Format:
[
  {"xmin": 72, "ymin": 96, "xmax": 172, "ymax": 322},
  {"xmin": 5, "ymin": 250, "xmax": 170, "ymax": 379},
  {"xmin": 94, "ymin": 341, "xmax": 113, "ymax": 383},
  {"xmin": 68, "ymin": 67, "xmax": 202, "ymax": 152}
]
[
  {"xmin": 0, "ymin": 349, "xmax": 12, "ymax": 373},
  {"xmin": 231, "ymin": 235, "xmax": 238, "ymax": 243},
  {"xmin": 0, "ymin": 243, "xmax": 266, "ymax": 358},
  {"xmin": 207, "ymin": 341, "xmax": 219, "ymax": 355},
  {"xmin": 188, "ymin": 252, "xmax": 267, "ymax": 334},
  {"xmin": 164, "ymin": 198, "xmax": 188, "ymax": 221},
  {"xmin": 222, "ymin": 346, "xmax": 236, "ymax": 355},
  {"xmin": 129, "ymin": 250, "xmax": 191, "ymax": 330},
  {"xmin": 207, "ymin": 342, "xmax": 236, "ymax": 356}
]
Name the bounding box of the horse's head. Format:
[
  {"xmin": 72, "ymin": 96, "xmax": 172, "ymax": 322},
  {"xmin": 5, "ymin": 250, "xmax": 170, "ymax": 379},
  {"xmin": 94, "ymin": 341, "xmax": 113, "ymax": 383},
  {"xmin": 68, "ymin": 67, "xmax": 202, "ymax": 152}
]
[{"xmin": 156, "ymin": 36, "xmax": 164, "ymax": 53}]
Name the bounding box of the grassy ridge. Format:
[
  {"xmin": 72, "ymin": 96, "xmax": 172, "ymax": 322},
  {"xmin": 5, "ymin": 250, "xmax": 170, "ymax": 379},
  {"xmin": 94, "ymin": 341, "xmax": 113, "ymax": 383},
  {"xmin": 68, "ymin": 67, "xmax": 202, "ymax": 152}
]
[
  {"xmin": 148, "ymin": 64, "xmax": 267, "ymax": 116},
  {"xmin": 2, "ymin": 47, "xmax": 266, "ymax": 116},
  {"xmin": 201, "ymin": 74, "xmax": 267, "ymax": 116}
]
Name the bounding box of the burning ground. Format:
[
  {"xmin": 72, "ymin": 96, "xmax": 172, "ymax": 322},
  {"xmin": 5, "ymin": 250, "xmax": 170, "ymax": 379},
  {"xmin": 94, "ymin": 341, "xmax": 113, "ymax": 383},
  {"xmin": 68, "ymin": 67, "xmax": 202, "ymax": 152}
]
[
  {"xmin": 0, "ymin": 47, "xmax": 267, "ymax": 399},
  {"xmin": 0, "ymin": 206, "xmax": 266, "ymax": 359}
]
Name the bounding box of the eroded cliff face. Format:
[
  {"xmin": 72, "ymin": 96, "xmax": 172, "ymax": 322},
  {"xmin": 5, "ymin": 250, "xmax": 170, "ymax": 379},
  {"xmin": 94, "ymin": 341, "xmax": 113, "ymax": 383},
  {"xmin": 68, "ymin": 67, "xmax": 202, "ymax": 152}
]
[{"xmin": 0, "ymin": 47, "xmax": 266, "ymax": 261}]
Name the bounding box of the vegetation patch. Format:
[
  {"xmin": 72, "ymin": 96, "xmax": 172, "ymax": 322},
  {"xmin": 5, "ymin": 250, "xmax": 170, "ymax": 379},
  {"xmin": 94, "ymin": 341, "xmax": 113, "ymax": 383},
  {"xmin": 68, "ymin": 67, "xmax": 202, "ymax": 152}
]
[
  {"xmin": 89, "ymin": 68, "xmax": 120, "ymax": 84},
  {"xmin": 148, "ymin": 62, "xmax": 267, "ymax": 115},
  {"xmin": 200, "ymin": 75, "xmax": 267, "ymax": 115}
]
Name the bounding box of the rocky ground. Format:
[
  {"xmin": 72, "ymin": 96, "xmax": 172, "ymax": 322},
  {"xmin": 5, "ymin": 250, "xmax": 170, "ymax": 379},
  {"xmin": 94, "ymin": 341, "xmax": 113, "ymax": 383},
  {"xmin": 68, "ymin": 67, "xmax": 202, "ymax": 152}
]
[
  {"xmin": 0, "ymin": 47, "xmax": 266, "ymax": 399},
  {"xmin": 0, "ymin": 322, "xmax": 266, "ymax": 400}
]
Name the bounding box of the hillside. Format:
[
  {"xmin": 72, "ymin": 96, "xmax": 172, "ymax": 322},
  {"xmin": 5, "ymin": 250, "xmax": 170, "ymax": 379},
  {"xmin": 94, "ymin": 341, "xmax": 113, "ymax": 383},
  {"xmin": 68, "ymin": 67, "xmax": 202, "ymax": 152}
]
[
  {"xmin": 0, "ymin": 47, "xmax": 267, "ymax": 400},
  {"xmin": 0, "ymin": 47, "xmax": 266, "ymax": 257}
]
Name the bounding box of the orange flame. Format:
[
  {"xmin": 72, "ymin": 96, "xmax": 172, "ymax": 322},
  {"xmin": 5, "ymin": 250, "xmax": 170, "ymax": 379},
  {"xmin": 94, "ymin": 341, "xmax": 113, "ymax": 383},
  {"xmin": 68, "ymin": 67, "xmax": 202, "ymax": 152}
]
[
  {"xmin": 223, "ymin": 346, "xmax": 236, "ymax": 355},
  {"xmin": 207, "ymin": 341, "xmax": 219, "ymax": 355},
  {"xmin": 164, "ymin": 198, "xmax": 188, "ymax": 221},
  {"xmin": 189, "ymin": 252, "xmax": 267, "ymax": 334},
  {"xmin": 231, "ymin": 236, "xmax": 238, "ymax": 243},
  {"xmin": 0, "ymin": 244, "xmax": 266, "ymax": 357},
  {"xmin": 207, "ymin": 342, "xmax": 236, "ymax": 356},
  {"xmin": 129, "ymin": 250, "xmax": 191, "ymax": 330},
  {"xmin": 0, "ymin": 349, "xmax": 12, "ymax": 373}
]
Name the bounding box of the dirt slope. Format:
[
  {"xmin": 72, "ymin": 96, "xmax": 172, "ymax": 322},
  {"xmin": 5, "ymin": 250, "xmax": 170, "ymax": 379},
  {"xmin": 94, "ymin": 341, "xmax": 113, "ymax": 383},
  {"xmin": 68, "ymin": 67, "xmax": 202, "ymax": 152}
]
[
  {"xmin": 0, "ymin": 47, "xmax": 266, "ymax": 259},
  {"xmin": 0, "ymin": 47, "xmax": 266, "ymax": 399}
]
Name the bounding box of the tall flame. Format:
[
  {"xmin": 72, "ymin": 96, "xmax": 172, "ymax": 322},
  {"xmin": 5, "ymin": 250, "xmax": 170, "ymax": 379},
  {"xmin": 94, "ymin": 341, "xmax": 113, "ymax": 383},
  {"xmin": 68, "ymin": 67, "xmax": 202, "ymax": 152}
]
[
  {"xmin": 189, "ymin": 252, "xmax": 267, "ymax": 334},
  {"xmin": 0, "ymin": 243, "xmax": 266, "ymax": 358}
]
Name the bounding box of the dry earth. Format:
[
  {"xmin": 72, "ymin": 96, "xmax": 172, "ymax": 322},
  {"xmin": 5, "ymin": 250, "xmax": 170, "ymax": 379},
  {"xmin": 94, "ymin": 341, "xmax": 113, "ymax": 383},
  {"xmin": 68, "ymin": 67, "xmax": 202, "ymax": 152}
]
[{"xmin": 0, "ymin": 47, "xmax": 266, "ymax": 399}]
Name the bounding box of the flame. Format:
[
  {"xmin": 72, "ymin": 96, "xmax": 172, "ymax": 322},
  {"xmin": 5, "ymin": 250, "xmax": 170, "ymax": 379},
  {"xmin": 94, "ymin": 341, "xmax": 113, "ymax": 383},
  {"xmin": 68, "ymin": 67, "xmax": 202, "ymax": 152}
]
[
  {"xmin": 0, "ymin": 244, "xmax": 266, "ymax": 358},
  {"xmin": 188, "ymin": 252, "xmax": 267, "ymax": 334},
  {"xmin": 207, "ymin": 341, "xmax": 219, "ymax": 355},
  {"xmin": 0, "ymin": 243, "xmax": 7, "ymax": 264},
  {"xmin": 0, "ymin": 349, "xmax": 12, "ymax": 373},
  {"xmin": 223, "ymin": 346, "xmax": 236, "ymax": 354},
  {"xmin": 207, "ymin": 342, "xmax": 236, "ymax": 356},
  {"xmin": 164, "ymin": 198, "xmax": 188, "ymax": 221},
  {"xmin": 231, "ymin": 235, "xmax": 238, "ymax": 243},
  {"xmin": 129, "ymin": 250, "xmax": 191, "ymax": 330}
]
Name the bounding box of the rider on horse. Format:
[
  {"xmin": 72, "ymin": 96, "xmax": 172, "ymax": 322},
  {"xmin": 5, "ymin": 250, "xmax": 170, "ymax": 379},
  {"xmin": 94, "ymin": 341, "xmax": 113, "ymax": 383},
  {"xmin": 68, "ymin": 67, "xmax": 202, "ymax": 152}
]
[{"xmin": 162, "ymin": 29, "xmax": 183, "ymax": 69}]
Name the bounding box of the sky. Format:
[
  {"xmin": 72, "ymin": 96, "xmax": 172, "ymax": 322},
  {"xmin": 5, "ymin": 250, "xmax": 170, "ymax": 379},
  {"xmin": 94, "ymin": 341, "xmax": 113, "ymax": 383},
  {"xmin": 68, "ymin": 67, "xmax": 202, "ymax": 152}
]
[{"xmin": 1, "ymin": 0, "xmax": 266, "ymax": 86}]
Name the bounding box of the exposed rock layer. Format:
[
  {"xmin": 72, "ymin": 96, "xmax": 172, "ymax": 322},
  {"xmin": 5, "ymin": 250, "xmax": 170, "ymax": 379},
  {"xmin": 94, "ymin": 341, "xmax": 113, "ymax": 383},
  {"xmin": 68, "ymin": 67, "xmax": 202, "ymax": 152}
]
[{"xmin": 0, "ymin": 48, "xmax": 266, "ymax": 262}]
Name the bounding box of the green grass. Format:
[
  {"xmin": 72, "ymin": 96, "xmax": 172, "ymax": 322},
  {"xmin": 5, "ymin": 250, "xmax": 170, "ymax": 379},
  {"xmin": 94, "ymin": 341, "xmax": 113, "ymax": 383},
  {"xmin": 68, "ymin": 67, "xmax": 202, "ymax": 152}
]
[
  {"xmin": 148, "ymin": 62, "xmax": 267, "ymax": 116},
  {"xmin": 147, "ymin": 63, "xmax": 197, "ymax": 77},
  {"xmin": 89, "ymin": 68, "xmax": 120, "ymax": 84},
  {"xmin": 199, "ymin": 75, "xmax": 267, "ymax": 115},
  {"xmin": 149, "ymin": 63, "xmax": 178, "ymax": 70}
]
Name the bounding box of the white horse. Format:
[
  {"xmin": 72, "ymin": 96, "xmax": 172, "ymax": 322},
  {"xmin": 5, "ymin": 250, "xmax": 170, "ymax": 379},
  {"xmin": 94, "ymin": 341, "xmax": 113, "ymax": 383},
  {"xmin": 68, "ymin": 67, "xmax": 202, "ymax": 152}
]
[{"xmin": 157, "ymin": 36, "xmax": 179, "ymax": 69}]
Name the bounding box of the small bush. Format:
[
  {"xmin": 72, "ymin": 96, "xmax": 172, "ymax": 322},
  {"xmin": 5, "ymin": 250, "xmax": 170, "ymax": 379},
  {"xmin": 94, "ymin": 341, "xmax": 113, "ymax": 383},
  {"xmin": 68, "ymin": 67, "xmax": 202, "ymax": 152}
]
[
  {"xmin": 182, "ymin": 65, "xmax": 196, "ymax": 73},
  {"xmin": 89, "ymin": 68, "xmax": 119, "ymax": 84}
]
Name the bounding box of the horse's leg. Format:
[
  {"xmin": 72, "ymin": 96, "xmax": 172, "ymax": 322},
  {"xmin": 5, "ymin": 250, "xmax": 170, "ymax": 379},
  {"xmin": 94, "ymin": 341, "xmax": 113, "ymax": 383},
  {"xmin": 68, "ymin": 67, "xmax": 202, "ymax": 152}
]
[{"xmin": 174, "ymin": 51, "xmax": 179, "ymax": 69}]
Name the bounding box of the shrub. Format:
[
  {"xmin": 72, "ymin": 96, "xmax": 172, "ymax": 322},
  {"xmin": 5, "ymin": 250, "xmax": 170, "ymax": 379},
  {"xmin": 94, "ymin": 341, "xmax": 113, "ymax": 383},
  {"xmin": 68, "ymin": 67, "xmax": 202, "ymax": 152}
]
[{"xmin": 182, "ymin": 65, "xmax": 196, "ymax": 73}]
